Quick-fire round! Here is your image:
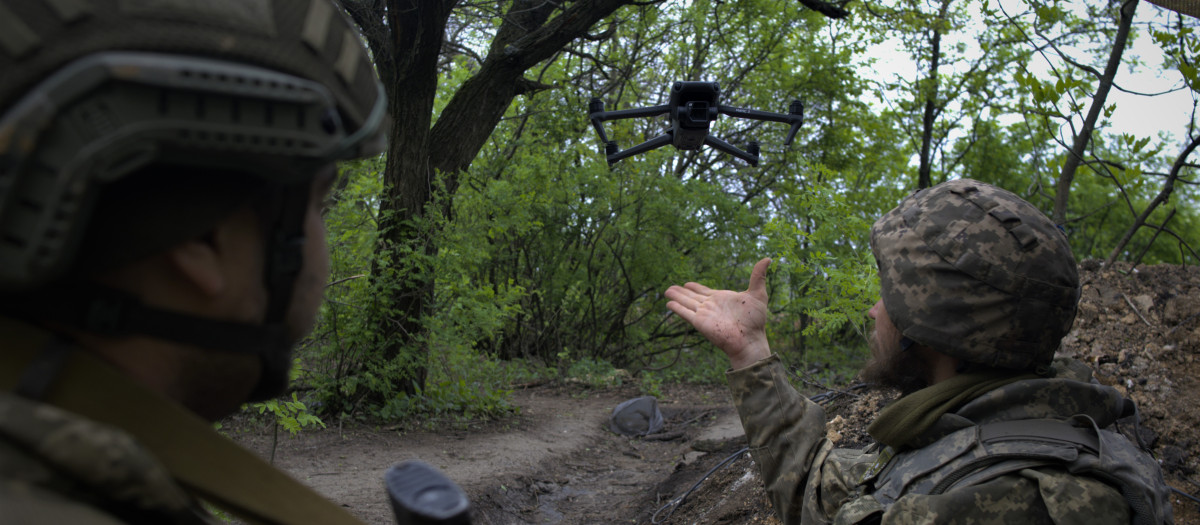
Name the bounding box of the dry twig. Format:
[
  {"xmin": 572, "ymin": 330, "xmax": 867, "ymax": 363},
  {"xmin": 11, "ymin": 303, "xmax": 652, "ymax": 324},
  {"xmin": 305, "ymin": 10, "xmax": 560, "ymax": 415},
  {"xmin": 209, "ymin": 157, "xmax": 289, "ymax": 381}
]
[{"xmin": 1121, "ymin": 293, "xmax": 1152, "ymax": 327}]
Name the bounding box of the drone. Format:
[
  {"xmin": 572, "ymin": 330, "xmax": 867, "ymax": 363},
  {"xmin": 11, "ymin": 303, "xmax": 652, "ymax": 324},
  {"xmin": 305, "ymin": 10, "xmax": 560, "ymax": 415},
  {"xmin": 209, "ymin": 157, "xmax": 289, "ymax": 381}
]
[{"xmin": 587, "ymin": 81, "xmax": 804, "ymax": 167}]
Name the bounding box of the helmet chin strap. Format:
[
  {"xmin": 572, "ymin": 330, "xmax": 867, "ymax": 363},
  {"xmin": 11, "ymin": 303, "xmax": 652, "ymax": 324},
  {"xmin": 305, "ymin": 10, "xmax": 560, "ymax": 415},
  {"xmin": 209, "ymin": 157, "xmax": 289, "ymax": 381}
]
[
  {"xmin": 247, "ymin": 181, "xmax": 312, "ymax": 401},
  {"xmin": 11, "ymin": 181, "xmax": 314, "ymax": 404}
]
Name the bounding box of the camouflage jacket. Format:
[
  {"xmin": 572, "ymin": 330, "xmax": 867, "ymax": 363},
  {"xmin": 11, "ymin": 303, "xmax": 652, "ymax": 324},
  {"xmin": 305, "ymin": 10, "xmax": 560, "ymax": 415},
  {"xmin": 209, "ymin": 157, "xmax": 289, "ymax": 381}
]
[
  {"xmin": 728, "ymin": 355, "xmax": 1173, "ymax": 525},
  {"xmin": 0, "ymin": 317, "xmax": 366, "ymax": 524}
]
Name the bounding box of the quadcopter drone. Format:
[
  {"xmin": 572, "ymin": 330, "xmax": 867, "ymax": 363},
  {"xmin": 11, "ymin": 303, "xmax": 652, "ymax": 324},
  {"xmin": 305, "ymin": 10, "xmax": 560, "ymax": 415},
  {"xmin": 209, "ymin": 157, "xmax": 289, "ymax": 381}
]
[{"xmin": 588, "ymin": 81, "xmax": 804, "ymax": 166}]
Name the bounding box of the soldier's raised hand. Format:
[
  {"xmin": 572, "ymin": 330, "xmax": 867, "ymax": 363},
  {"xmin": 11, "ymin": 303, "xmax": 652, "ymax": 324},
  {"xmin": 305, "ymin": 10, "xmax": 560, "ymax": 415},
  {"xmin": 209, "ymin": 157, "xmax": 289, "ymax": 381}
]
[{"xmin": 665, "ymin": 257, "xmax": 772, "ymax": 370}]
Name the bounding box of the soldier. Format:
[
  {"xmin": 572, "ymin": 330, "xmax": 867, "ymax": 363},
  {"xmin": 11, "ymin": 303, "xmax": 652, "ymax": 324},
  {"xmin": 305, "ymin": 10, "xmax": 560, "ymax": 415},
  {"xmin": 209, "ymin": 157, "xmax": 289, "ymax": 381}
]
[
  {"xmin": 666, "ymin": 179, "xmax": 1174, "ymax": 524},
  {"xmin": 0, "ymin": 1, "xmax": 385, "ymax": 523}
]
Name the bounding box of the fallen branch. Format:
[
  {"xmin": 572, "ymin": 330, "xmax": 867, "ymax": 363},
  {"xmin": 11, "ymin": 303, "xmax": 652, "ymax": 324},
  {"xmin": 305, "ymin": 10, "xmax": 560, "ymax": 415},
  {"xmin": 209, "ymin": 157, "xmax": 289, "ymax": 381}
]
[
  {"xmin": 1121, "ymin": 293, "xmax": 1153, "ymax": 327},
  {"xmin": 509, "ymin": 379, "xmax": 552, "ymax": 389},
  {"xmin": 679, "ymin": 410, "xmax": 715, "ymax": 428},
  {"xmin": 1168, "ymin": 312, "xmax": 1200, "ymax": 336}
]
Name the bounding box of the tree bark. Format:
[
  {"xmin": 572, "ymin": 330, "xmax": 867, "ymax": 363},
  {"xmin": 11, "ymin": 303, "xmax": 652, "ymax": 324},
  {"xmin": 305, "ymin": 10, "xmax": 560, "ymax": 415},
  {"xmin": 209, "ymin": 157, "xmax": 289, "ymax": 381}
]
[{"xmin": 1053, "ymin": 0, "xmax": 1138, "ymax": 225}]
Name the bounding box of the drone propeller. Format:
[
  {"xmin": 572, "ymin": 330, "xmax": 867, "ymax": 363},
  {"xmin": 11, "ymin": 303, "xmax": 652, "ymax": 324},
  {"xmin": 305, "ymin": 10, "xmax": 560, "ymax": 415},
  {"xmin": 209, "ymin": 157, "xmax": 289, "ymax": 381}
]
[{"xmin": 588, "ymin": 81, "xmax": 803, "ymax": 167}]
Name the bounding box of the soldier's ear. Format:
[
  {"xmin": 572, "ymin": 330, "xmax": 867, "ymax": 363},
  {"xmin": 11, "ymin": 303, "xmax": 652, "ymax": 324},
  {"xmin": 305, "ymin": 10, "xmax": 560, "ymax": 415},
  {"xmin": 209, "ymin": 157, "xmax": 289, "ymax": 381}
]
[
  {"xmin": 164, "ymin": 206, "xmax": 262, "ymax": 298},
  {"xmin": 166, "ymin": 232, "xmax": 225, "ymax": 298}
]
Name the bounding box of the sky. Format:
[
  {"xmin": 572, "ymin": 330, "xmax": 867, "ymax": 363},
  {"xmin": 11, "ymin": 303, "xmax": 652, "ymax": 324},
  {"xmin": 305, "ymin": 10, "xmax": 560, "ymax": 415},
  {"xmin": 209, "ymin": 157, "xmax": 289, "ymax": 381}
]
[
  {"xmin": 1111, "ymin": 5, "xmax": 1194, "ymax": 147},
  {"xmin": 862, "ymin": 0, "xmax": 1194, "ymax": 156}
]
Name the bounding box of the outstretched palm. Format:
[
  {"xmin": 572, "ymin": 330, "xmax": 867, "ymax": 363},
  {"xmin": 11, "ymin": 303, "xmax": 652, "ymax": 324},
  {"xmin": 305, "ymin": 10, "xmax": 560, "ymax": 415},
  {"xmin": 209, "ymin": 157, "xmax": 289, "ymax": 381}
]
[{"xmin": 665, "ymin": 258, "xmax": 772, "ymax": 369}]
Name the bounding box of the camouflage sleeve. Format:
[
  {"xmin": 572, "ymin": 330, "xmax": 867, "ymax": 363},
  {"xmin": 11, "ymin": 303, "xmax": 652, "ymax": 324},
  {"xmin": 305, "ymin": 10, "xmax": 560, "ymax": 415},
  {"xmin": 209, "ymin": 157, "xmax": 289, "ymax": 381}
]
[
  {"xmin": 882, "ymin": 468, "xmax": 1130, "ymax": 525},
  {"xmin": 727, "ymin": 355, "xmax": 879, "ymax": 525}
]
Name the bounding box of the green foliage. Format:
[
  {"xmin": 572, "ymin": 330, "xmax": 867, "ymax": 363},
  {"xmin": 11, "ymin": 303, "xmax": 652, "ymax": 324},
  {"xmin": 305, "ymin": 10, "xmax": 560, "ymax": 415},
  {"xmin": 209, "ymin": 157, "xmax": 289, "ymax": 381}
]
[
  {"xmin": 255, "ymin": 392, "xmax": 326, "ymax": 436},
  {"xmin": 248, "ymin": 358, "xmax": 325, "ymax": 434},
  {"xmin": 643, "ymin": 347, "xmax": 731, "ymax": 385},
  {"xmin": 280, "ymin": 0, "xmax": 1198, "ymax": 435},
  {"xmin": 639, "ymin": 371, "xmax": 665, "ymax": 398},
  {"xmin": 565, "ymin": 357, "xmax": 629, "ymax": 388},
  {"xmin": 761, "ymin": 165, "xmax": 888, "ymax": 379},
  {"xmin": 300, "ymin": 158, "xmax": 534, "ymax": 424},
  {"xmin": 377, "ymin": 379, "xmax": 513, "ymax": 426},
  {"xmin": 789, "ymin": 341, "xmax": 870, "ymax": 391}
]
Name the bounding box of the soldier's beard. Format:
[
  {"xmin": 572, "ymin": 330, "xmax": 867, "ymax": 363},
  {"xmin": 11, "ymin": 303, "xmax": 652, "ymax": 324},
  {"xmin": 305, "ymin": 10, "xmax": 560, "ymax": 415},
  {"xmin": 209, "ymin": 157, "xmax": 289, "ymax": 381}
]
[{"xmin": 860, "ymin": 329, "xmax": 930, "ymax": 396}]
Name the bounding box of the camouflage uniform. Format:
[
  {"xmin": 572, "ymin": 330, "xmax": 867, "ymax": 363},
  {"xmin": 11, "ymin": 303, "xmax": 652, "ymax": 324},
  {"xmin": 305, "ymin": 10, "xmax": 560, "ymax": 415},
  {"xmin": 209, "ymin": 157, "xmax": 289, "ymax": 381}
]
[
  {"xmin": 728, "ymin": 354, "xmax": 1173, "ymax": 525},
  {"xmin": 0, "ymin": 317, "xmax": 367, "ymax": 525}
]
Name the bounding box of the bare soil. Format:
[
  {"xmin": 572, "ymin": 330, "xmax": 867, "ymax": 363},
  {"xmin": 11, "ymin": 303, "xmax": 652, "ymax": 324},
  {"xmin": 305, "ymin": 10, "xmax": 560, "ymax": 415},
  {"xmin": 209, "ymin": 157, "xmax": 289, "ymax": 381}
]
[
  {"xmin": 229, "ymin": 382, "xmax": 746, "ymax": 524},
  {"xmin": 228, "ymin": 261, "xmax": 1200, "ymax": 524}
]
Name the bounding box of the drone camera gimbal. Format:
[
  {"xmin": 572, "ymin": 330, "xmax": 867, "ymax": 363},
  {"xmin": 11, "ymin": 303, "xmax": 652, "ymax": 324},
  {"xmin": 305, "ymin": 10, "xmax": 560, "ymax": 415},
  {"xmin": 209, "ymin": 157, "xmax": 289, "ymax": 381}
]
[{"xmin": 587, "ymin": 81, "xmax": 803, "ymax": 166}]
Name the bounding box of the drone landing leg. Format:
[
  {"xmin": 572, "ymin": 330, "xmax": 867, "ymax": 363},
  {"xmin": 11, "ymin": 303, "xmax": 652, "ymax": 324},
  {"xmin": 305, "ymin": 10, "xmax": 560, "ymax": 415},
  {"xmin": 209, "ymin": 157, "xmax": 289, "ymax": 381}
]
[
  {"xmin": 607, "ymin": 133, "xmax": 673, "ymax": 166},
  {"xmin": 703, "ymin": 135, "xmax": 759, "ymax": 167}
]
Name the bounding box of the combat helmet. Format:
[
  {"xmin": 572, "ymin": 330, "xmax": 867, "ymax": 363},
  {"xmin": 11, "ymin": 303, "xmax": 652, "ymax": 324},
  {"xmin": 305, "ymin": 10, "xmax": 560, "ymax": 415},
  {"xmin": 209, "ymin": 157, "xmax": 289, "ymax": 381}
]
[
  {"xmin": 869, "ymin": 179, "xmax": 1080, "ymax": 372},
  {"xmin": 0, "ymin": 0, "xmax": 386, "ymax": 399}
]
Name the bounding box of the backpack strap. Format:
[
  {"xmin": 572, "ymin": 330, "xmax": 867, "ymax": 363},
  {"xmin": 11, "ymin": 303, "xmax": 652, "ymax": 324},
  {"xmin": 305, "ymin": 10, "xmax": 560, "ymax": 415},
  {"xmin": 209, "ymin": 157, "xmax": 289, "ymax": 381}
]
[
  {"xmin": 979, "ymin": 419, "xmax": 1099, "ymax": 452},
  {"xmin": 931, "ymin": 419, "xmax": 1098, "ymax": 494}
]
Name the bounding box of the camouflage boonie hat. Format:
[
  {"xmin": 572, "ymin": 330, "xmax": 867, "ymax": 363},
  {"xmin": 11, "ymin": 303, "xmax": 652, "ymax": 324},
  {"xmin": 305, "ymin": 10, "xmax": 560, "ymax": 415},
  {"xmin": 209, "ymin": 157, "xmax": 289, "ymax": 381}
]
[{"xmin": 869, "ymin": 179, "xmax": 1080, "ymax": 371}]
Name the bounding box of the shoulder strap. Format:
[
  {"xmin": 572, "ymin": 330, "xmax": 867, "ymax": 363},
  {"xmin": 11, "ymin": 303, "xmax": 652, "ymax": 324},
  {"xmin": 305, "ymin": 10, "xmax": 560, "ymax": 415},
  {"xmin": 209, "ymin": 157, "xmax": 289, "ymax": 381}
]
[
  {"xmin": 978, "ymin": 418, "xmax": 1099, "ymax": 453},
  {"xmin": 930, "ymin": 419, "xmax": 1097, "ymax": 494}
]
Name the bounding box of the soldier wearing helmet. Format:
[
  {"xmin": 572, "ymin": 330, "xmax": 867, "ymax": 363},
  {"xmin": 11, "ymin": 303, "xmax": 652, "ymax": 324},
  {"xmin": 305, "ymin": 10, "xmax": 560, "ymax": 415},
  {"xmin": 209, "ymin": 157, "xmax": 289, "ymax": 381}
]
[
  {"xmin": 666, "ymin": 179, "xmax": 1173, "ymax": 524},
  {"xmin": 0, "ymin": 1, "xmax": 384, "ymax": 523}
]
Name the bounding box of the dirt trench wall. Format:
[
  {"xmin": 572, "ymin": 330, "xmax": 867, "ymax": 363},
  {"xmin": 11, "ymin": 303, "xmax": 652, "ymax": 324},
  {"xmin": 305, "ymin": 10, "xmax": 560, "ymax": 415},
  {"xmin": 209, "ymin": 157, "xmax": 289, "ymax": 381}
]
[{"xmin": 1061, "ymin": 261, "xmax": 1200, "ymax": 480}]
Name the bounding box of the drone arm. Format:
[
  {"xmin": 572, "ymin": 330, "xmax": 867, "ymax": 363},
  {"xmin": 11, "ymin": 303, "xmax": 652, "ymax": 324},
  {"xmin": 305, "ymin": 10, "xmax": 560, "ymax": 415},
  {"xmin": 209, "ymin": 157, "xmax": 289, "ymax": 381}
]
[
  {"xmin": 589, "ymin": 101, "xmax": 672, "ymax": 157},
  {"xmin": 718, "ymin": 105, "xmax": 796, "ymax": 124},
  {"xmin": 591, "ymin": 104, "xmax": 670, "ymax": 122},
  {"xmin": 703, "ymin": 135, "xmax": 759, "ymax": 167},
  {"xmin": 719, "ymin": 101, "xmax": 804, "ymax": 146},
  {"xmin": 784, "ymin": 120, "xmax": 803, "ymax": 146},
  {"xmin": 607, "ymin": 132, "xmax": 673, "ymax": 165},
  {"xmin": 590, "ymin": 118, "xmax": 611, "ymax": 144}
]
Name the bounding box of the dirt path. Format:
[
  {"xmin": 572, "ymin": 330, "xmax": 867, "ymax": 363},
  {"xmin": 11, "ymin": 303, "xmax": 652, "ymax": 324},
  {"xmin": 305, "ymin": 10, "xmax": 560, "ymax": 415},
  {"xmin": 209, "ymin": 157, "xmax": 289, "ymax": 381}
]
[{"xmin": 231, "ymin": 383, "xmax": 744, "ymax": 524}]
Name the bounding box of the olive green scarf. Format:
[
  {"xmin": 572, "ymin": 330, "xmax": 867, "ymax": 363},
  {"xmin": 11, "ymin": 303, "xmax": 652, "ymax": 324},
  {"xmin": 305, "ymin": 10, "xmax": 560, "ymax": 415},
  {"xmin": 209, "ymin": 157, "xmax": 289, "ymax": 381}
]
[{"xmin": 867, "ymin": 370, "xmax": 1037, "ymax": 450}]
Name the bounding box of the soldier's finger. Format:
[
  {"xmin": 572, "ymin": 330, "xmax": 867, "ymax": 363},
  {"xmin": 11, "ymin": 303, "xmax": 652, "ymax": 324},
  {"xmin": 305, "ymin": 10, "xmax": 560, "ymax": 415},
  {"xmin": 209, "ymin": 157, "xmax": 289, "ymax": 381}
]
[
  {"xmin": 747, "ymin": 257, "xmax": 772, "ymax": 295},
  {"xmin": 665, "ymin": 286, "xmax": 702, "ymax": 311},
  {"xmin": 666, "ymin": 301, "xmax": 697, "ymax": 324}
]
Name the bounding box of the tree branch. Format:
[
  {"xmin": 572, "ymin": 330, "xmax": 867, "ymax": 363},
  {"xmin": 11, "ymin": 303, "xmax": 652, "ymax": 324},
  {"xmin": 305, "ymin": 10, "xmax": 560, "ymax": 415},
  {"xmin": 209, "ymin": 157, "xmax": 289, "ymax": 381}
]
[
  {"xmin": 428, "ymin": 0, "xmax": 644, "ymax": 182},
  {"xmin": 1106, "ymin": 129, "xmax": 1200, "ymax": 265},
  {"xmin": 1054, "ymin": 0, "xmax": 1138, "ymax": 224}
]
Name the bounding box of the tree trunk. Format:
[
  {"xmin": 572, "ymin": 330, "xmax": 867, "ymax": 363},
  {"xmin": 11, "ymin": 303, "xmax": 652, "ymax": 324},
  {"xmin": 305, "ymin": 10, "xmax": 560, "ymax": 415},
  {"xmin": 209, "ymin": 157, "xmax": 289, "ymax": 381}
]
[
  {"xmin": 1053, "ymin": 0, "xmax": 1138, "ymax": 225},
  {"xmin": 917, "ymin": 0, "xmax": 951, "ymax": 189},
  {"xmin": 340, "ymin": 0, "xmax": 643, "ymax": 395}
]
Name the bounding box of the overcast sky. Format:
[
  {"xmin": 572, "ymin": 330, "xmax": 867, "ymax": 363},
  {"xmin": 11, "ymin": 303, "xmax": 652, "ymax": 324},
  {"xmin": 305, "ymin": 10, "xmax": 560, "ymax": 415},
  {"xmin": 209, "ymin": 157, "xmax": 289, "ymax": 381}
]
[{"xmin": 862, "ymin": 1, "xmax": 1193, "ymax": 156}]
